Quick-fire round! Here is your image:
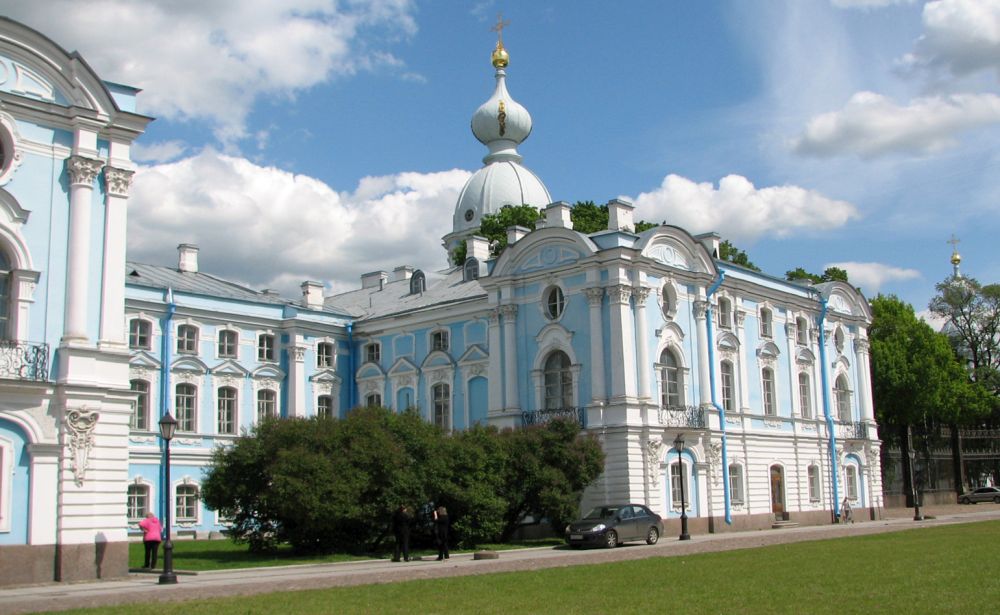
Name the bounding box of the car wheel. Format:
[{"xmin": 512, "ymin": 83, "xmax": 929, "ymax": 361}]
[
  {"xmin": 570, "ymin": 544, "xmax": 583, "ymax": 550},
  {"xmin": 994, "ymin": 496, "xmax": 1000, "ymax": 504},
  {"xmin": 645, "ymin": 527, "xmax": 659, "ymax": 545},
  {"xmin": 604, "ymin": 530, "xmax": 618, "ymax": 549},
  {"xmin": 961, "ymin": 496, "xmax": 971, "ymax": 504}
]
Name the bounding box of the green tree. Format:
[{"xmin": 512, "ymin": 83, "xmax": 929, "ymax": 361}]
[
  {"xmin": 785, "ymin": 266, "xmax": 850, "ymax": 284},
  {"xmin": 719, "ymin": 239, "xmax": 761, "ymax": 271},
  {"xmin": 569, "ymin": 200, "xmax": 607, "ymax": 234},
  {"xmin": 451, "ymin": 204, "xmax": 543, "ymax": 265},
  {"xmin": 929, "ymin": 276, "xmax": 1000, "ymax": 395}
]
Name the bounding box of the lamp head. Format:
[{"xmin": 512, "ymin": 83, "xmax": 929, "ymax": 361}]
[
  {"xmin": 159, "ymin": 412, "xmax": 178, "ymax": 441},
  {"xmin": 673, "ymin": 433, "xmax": 685, "ymax": 450}
]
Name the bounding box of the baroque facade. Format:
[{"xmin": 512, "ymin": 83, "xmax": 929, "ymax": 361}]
[{"xmin": 0, "ymin": 21, "xmax": 883, "ymax": 586}]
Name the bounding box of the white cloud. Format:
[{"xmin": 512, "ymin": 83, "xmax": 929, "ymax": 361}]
[
  {"xmin": 904, "ymin": 0, "xmax": 1000, "ymax": 79},
  {"xmin": 831, "ymin": 0, "xmax": 916, "ymax": 9},
  {"xmin": 631, "ymin": 174, "xmax": 858, "ymax": 243},
  {"xmin": 826, "ymin": 261, "xmax": 921, "ymax": 293},
  {"xmin": 127, "ymin": 149, "xmax": 469, "ymax": 295},
  {"xmin": 915, "ymin": 308, "xmax": 949, "ymax": 332},
  {"xmin": 131, "ymin": 140, "xmax": 189, "ymax": 164},
  {"xmin": 794, "ymin": 91, "xmax": 1000, "ymax": 158},
  {"xmin": 0, "ymin": 0, "xmax": 417, "ymax": 144}
]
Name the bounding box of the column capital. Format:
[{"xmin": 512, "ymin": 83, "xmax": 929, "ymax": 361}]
[
  {"xmin": 583, "ymin": 287, "xmax": 605, "ymax": 305},
  {"xmin": 67, "ymin": 155, "xmax": 104, "ymax": 187},
  {"xmin": 693, "ymin": 300, "xmax": 709, "ymax": 319},
  {"xmin": 607, "ymin": 284, "xmax": 632, "ymax": 305},
  {"xmin": 632, "ymin": 286, "xmax": 651, "ymax": 305},
  {"xmin": 854, "ymin": 338, "xmax": 870, "ymax": 353},
  {"xmin": 104, "ymin": 166, "xmax": 135, "ymax": 198},
  {"xmin": 288, "ymin": 345, "xmax": 307, "ymax": 362},
  {"xmin": 488, "ymin": 308, "xmax": 501, "ymax": 324},
  {"xmin": 500, "ymin": 303, "xmax": 518, "ymax": 319}
]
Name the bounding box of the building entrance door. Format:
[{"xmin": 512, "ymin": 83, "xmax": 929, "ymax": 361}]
[{"xmin": 770, "ymin": 465, "xmax": 785, "ymax": 514}]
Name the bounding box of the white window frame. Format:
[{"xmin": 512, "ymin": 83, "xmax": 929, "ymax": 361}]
[
  {"xmin": 796, "ymin": 317, "xmax": 809, "ymax": 346},
  {"xmin": 721, "ymin": 360, "xmax": 736, "ymax": 413},
  {"xmin": 129, "ymin": 318, "xmax": 152, "ymax": 350},
  {"xmin": 256, "ymin": 389, "xmax": 277, "ymax": 422},
  {"xmin": 127, "ymin": 482, "xmax": 150, "ymax": 523},
  {"xmin": 431, "ymin": 329, "xmax": 450, "ymax": 353},
  {"xmin": 130, "ymin": 379, "xmax": 150, "ymax": 431},
  {"xmin": 365, "ymin": 392, "xmax": 382, "ymax": 408},
  {"xmin": 798, "ymin": 372, "xmax": 812, "ymax": 419},
  {"xmin": 316, "ymin": 341, "xmax": 335, "ymax": 368},
  {"xmin": 762, "ymin": 367, "xmax": 776, "ymax": 416},
  {"xmin": 432, "ymin": 382, "xmax": 451, "ymax": 431},
  {"xmin": 176, "ymin": 324, "xmax": 199, "ymax": 354},
  {"xmin": 175, "ymin": 383, "xmax": 198, "ymax": 432},
  {"xmin": 544, "ymin": 285, "xmax": 565, "ymax": 321},
  {"xmin": 659, "ymin": 348, "xmax": 683, "ymax": 408},
  {"xmin": 0, "ymin": 437, "xmax": 13, "ymax": 532},
  {"xmin": 317, "ymin": 394, "xmax": 334, "ymax": 418},
  {"xmin": 175, "ymin": 482, "xmax": 200, "ymax": 524},
  {"xmin": 759, "ymin": 307, "xmax": 773, "ymax": 339},
  {"xmin": 835, "ymin": 375, "xmax": 852, "ymax": 422},
  {"xmin": 728, "ymin": 463, "xmax": 744, "ymax": 505},
  {"xmin": 217, "ymin": 386, "xmax": 238, "ymax": 435},
  {"xmin": 543, "ymin": 350, "xmax": 574, "ymax": 409},
  {"xmin": 258, "ymin": 333, "xmax": 276, "ymax": 362},
  {"xmin": 217, "ymin": 329, "xmax": 238, "ymax": 359},
  {"xmin": 845, "ymin": 465, "xmax": 859, "ymax": 501},
  {"xmin": 808, "ymin": 465, "xmax": 821, "ymax": 502},
  {"xmin": 670, "ymin": 461, "xmax": 689, "ymax": 510},
  {"xmin": 717, "ymin": 297, "xmax": 732, "ymax": 329},
  {"xmin": 365, "ymin": 342, "xmax": 381, "ymax": 364}
]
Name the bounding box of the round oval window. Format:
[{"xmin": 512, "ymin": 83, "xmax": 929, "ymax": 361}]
[{"xmin": 464, "ymin": 209, "xmax": 475, "ymax": 222}]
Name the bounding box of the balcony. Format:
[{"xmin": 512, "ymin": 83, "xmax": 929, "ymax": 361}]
[
  {"xmin": 521, "ymin": 407, "xmax": 587, "ymax": 429},
  {"xmin": 837, "ymin": 421, "xmax": 866, "ymax": 440},
  {"xmin": 658, "ymin": 405, "xmax": 707, "ymax": 429},
  {"xmin": 0, "ymin": 340, "xmax": 49, "ymax": 382}
]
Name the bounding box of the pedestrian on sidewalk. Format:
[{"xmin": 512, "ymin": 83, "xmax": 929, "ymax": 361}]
[
  {"xmin": 392, "ymin": 504, "xmax": 412, "ymax": 562},
  {"xmin": 138, "ymin": 512, "xmax": 163, "ymax": 569},
  {"xmin": 433, "ymin": 505, "xmax": 449, "ymax": 560},
  {"xmin": 841, "ymin": 497, "xmax": 853, "ymax": 524}
]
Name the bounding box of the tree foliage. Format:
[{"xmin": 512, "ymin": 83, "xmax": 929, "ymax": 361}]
[
  {"xmin": 202, "ymin": 409, "xmax": 605, "ymax": 554},
  {"xmin": 929, "ymin": 276, "xmax": 1000, "ymax": 396},
  {"xmin": 785, "ymin": 266, "xmax": 850, "ymax": 284},
  {"xmin": 718, "ymin": 240, "xmax": 761, "ymax": 271}
]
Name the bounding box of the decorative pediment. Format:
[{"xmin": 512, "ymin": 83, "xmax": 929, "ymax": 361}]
[
  {"xmin": 646, "ymin": 241, "xmax": 690, "ymax": 270},
  {"xmin": 357, "ymin": 362, "xmax": 386, "ymax": 380},
  {"xmin": 458, "ymin": 344, "xmax": 489, "ymax": 365},
  {"xmin": 512, "ymin": 245, "xmax": 583, "ymax": 274},
  {"xmin": 717, "ymin": 331, "xmax": 740, "ymax": 351},
  {"xmin": 309, "ymin": 368, "xmax": 341, "ymax": 385},
  {"xmin": 421, "ymin": 350, "xmax": 454, "ymax": 370},
  {"xmin": 0, "ymin": 54, "xmax": 57, "ymax": 102},
  {"xmin": 535, "ymin": 322, "xmax": 574, "ymax": 346},
  {"xmin": 828, "ymin": 293, "xmax": 852, "ymax": 315},
  {"xmin": 757, "ymin": 341, "xmax": 782, "ymax": 359},
  {"xmin": 796, "ymin": 348, "xmax": 817, "ymax": 365},
  {"xmin": 388, "ymin": 357, "xmax": 419, "ymax": 376},
  {"xmin": 251, "ymin": 364, "xmax": 285, "ymax": 380},
  {"xmin": 210, "ymin": 359, "xmax": 249, "ymax": 378},
  {"xmin": 833, "ymin": 356, "xmax": 851, "ymax": 372},
  {"xmin": 656, "ymin": 321, "xmax": 686, "ymax": 344},
  {"xmin": 129, "ymin": 350, "xmax": 161, "ymax": 370},
  {"xmin": 171, "ymin": 355, "xmax": 209, "ymax": 374}
]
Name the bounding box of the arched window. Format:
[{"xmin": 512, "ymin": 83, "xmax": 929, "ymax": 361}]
[
  {"xmin": 316, "ymin": 342, "xmax": 335, "ymax": 368},
  {"xmin": 175, "ymin": 383, "xmax": 197, "ymax": 432},
  {"xmin": 543, "ymin": 350, "xmax": 572, "ymax": 409},
  {"xmin": 217, "ymin": 387, "xmax": 237, "ymax": 434},
  {"xmin": 796, "ymin": 317, "xmax": 809, "ymax": 346},
  {"xmin": 127, "ymin": 483, "xmax": 149, "ymax": 522},
  {"xmin": 720, "ymin": 360, "xmax": 735, "ymax": 412},
  {"xmin": 130, "ymin": 379, "xmax": 150, "ymax": 431},
  {"xmin": 317, "ymin": 395, "xmax": 334, "ymax": 418},
  {"xmin": 670, "ymin": 461, "xmax": 688, "ymax": 510},
  {"xmin": 762, "ymin": 367, "xmax": 776, "ymax": 416},
  {"xmin": 0, "ymin": 249, "xmax": 10, "ymax": 339},
  {"xmin": 176, "ymin": 324, "xmax": 199, "ymax": 354},
  {"xmin": 258, "ymin": 333, "xmax": 275, "ymax": 362},
  {"xmin": 257, "ymin": 389, "xmax": 277, "ymax": 422},
  {"xmin": 175, "ymin": 484, "xmax": 199, "ymax": 523},
  {"xmin": 463, "ymin": 257, "xmax": 480, "ymax": 282},
  {"xmin": 365, "ymin": 392, "xmax": 382, "ymax": 408},
  {"xmin": 798, "ymin": 372, "xmax": 812, "ymax": 419},
  {"xmin": 218, "ymin": 330, "xmax": 238, "ymax": 358},
  {"xmin": 835, "ymin": 375, "xmax": 851, "ymax": 421},
  {"xmin": 717, "ymin": 297, "xmax": 732, "ymax": 329},
  {"xmin": 432, "ymin": 383, "xmax": 450, "ymax": 430},
  {"xmin": 129, "ymin": 319, "xmax": 151, "ymax": 350},
  {"xmin": 545, "ymin": 286, "xmax": 565, "ymax": 320},
  {"xmin": 659, "ymin": 348, "xmax": 683, "ymax": 408},
  {"xmin": 410, "ymin": 270, "xmax": 426, "ymax": 294},
  {"xmin": 728, "ymin": 464, "xmax": 744, "ymax": 505},
  {"xmin": 808, "ymin": 465, "xmax": 821, "ymax": 501},
  {"xmin": 759, "ymin": 308, "xmax": 773, "ymax": 338}
]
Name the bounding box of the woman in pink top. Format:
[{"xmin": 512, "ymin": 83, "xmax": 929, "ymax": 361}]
[{"xmin": 138, "ymin": 512, "xmax": 162, "ymax": 569}]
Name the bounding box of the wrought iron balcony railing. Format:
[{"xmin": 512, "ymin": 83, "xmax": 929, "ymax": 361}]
[
  {"xmin": 658, "ymin": 405, "xmax": 707, "ymax": 428},
  {"xmin": 837, "ymin": 421, "xmax": 866, "ymax": 440},
  {"xmin": 0, "ymin": 340, "xmax": 49, "ymax": 382},
  {"xmin": 521, "ymin": 407, "xmax": 587, "ymax": 429}
]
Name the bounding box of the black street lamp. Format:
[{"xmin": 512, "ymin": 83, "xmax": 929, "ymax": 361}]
[
  {"xmin": 158, "ymin": 412, "xmax": 178, "ymax": 585},
  {"xmin": 906, "ymin": 426, "xmax": 923, "ymax": 522},
  {"xmin": 674, "ymin": 433, "xmax": 690, "ymax": 541}
]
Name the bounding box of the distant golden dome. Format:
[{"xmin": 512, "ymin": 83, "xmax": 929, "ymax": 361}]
[
  {"xmin": 491, "ymin": 41, "xmax": 509, "ymax": 68},
  {"xmin": 951, "ymin": 251, "xmax": 962, "ymax": 266}
]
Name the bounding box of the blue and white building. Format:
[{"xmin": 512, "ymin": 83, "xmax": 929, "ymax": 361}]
[{"xmin": 1, "ymin": 22, "xmax": 883, "ymax": 586}]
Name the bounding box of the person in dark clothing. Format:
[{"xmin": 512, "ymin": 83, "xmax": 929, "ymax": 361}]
[
  {"xmin": 433, "ymin": 505, "xmax": 449, "ymax": 560},
  {"xmin": 391, "ymin": 505, "xmax": 412, "ymax": 562}
]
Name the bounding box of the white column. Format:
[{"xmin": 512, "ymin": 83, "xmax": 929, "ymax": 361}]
[
  {"xmin": 633, "ymin": 287, "xmax": 651, "ymax": 400},
  {"xmin": 736, "ymin": 308, "xmax": 750, "ymax": 409},
  {"xmin": 608, "ymin": 285, "xmax": 636, "ymax": 399},
  {"xmin": 501, "ymin": 304, "xmax": 519, "ymax": 411},
  {"xmin": 855, "ymin": 337, "xmax": 874, "ymax": 423},
  {"xmin": 287, "ymin": 341, "xmax": 307, "ymax": 417},
  {"xmin": 584, "ymin": 287, "xmax": 606, "ymax": 403},
  {"xmin": 487, "ymin": 309, "xmax": 503, "ymax": 413},
  {"xmin": 786, "ymin": 320, "xmax": 799, "ymax": 417},
  {"xmin": 98, "ymin": 166, "xmax": 133, "ymax": 347},
  {"xmin": 63, "ymin": 155, "xmax": 104, "ymax": 343},
  {"xmin": 693, "ymin": 300, "xmax": 711, "ymax": 405}
]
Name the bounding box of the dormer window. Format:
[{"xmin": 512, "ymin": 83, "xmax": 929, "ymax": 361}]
[
  {"xmin": 463, "ymin": 258, "xmax": 480, "ymax": 282},
  {"xmin": 410, "ymin": 270, "xmax": 426, "ymax": 294}
]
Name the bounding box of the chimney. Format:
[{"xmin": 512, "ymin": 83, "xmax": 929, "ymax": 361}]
[
  {"xmin": 468, "ymin": 235, "xmax": 490, "ymax": 261},
  {"xmin": 361, "ymin": 270, "xmax": 389, "ymax": 289},
  {"xmin": 301, "ymin": 281, "xmax": 324, "ymax": 309},
  {"xmin": 545, "ymin": 201, "xmax": 572, "ymax": 229},
  {"xmin": 507, "ymin": 225, "xmax": 530, "ymax": 245},
  {"xmin": 392, "ymin": 266, "xmax": 414, "ymax": 282},
  {"xmin": 695, "ymin": 232, "xmax": 721, "ymax": 259},
  {"xmin": 177, "ymin": 243, "xmax": 198, "ymax": 273},
  {"xmin": 607, "ymin": 198, "xmax": 634, "ymax": 232}
]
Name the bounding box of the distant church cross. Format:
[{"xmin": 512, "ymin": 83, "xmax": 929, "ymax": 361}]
[
  {"xmin": 948, "ymin": 234, "xmax": 960, "ymax": 252},
  {"xmin": 492, "ymin": 13, "xmax": 510, "ymax": 44}
]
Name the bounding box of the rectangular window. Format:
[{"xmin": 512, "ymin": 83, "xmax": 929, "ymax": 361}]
[
  {"xmin": 796, "ymin": 318, "xmax": 808, "ymax": 346},
  {"xmin": 760, "ymin": 308, "xmax": 772, "ymax": 338},
  {"xmin": 177, "ymin": 325, "xmax": 198, "ymax": 354},
  {"xmin": 762, "ymin": 368, "xmax": 776, "ymax": 416},
  {"xmin": 257, "ymin": 389, "xmax": 277, "ymax": 422},
  {"xmin": 365, "ymin": 342, "xmax": 381, "ymax": 364},
  {"xmin": 175, "ymin": 384, "xmax": 197, "ymax": 432},
  {"xmin": 317, "ymin": 395, "xmax": 333, "ymax": 418},
  {"xmin": 729, "ymin": 465, "xmax": 744, "ymax": 505},
  {"xmin": 846, "ymin": 466, "xmax": 858, "ymax": 500},
  {"xmin": 670, "ymin": 462, "xmax": 688, "ymax": 509},
  {"xmin": 432, "ymin": 330, "xmax": 450, "ymax": 352},
  {"xmin": 129, "ymin": 319, "xmax": 151, "ymax": 349},
  {"xmin": 808, "ymin": 466, "xmax": 821, "ymax": 502},
  {"xmin": 130, "ymin": 380, "xmax": 149, "ymax": 431},
  {"xmin": 175, "ymin": 485, "xmax": 198, "ymax": 522},
  {"xmin": 217, "ymin": 387, "xmax": 237, "ymax": 434},
  {"xmin": 433, "ymin": 383, "xmax": 450, "ymax": 430},
  {"xmin": 218, "ymin": 330, "xmax": 238, "ymax": 358},
  {"xmin": 258, "ymin": 334, "xmax": 275, "ymax": 362},
  {"xmin": 718, "ymin": 298, "xmax": 732, "ymax": 329},
  {"xmin": 317, "ymin": 342, "xmax": 335, "ymax": 368},
  {"xmin": 721, "ymin": 361, "xmax": 735, "ymax": 413},
  {"xmin": 127, "ymin": 484, "xmax": 149, "ymax": 522},
  {"xmin": 798, "ymin": 373, "xmax": 812, "ymax": 419}
]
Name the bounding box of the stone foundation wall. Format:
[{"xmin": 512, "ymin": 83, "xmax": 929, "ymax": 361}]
[{"xmin": 0, "ymin": 541, "xmax": 128, "ymax": 587}]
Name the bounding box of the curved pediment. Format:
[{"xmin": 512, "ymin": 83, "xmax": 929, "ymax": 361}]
[
  {"xmin": 492, "ymin": 231, "xmax": 598, "ymax": 277},
  {"xmin": 657, "ymin": 321, "xmax": 686, "ymax": 344},
  {"xmin": 421, "ymin": 350, "xmax": 454, "ymax": 369},
  {"xmin": 210, "ymin": 359, "xmax": 249, "ymax": 378},
  {"xmin": 796, "ymin": 348, "xmax": 817, "ymax": 365},
  {"xmin": 356, "ymin": 362, "xmax": 385, "ymax": 380},
  {"xmin": 171, "ymin": 356, "xmax": 209, "ymax": 373},
  {"xmin": 816, "ymin": 281, "xmax": 872, "ymax": 322},
  {"xmin": 636, "ymin": 227, "xmax": 716, "ymax": 274},
  {"xmin": 251, "ymin": 364, "xmax": 285, "ymax": 380},
  {"xmin": 757, "ymin": 341, "xmax": 782, "ymax": 359},
  {"xmin": 717, "ymin": 331, "xmax": 741, "ymax": 351}
]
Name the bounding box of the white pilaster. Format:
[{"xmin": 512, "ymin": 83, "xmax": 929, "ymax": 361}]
[
  {"xmin": 63, "ymin": 155, "xmax": 104, "ymax": 343},
  {"xmin": 287, "ymin": 341, "xmax": 307, "ymax": 417},
  {"xmin": 487, "ymin": 308, "xmax": 503, "ymax": 413},
  {"xmin": 26, "ymin": 443, "xmax": 60, "ymax": 545},
  {"xmin": 633, "ymin": 286, "xmax": 651, "ymax": 400},
  {"xmin": 584, "ymin": 287, "xmax": 606, "ymax": 402},
  {"xmin": 855, "ymin": 337, "xmax": 874, "ymax": 423},
  {"xmin": 608, "ymin": 285, "xmax": 636, "ymax": 399},
  {"xmin": 693, "ymin": 300, "xmax": 711, "ymax": 405},
  {"xmin": 736, "ymin": 308, "xmax": 750, "ymax": 409},
  {"xmin": 98, "ymin": 166, "xmax": 133, "ymax": 348},
  {"xmin": 501, "ymin": 304, "xmax": 519, "ymax": 410}
]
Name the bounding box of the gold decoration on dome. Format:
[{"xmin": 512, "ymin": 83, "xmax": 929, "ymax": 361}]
[
  {"xmin": 498, "ymin": 100, "xmax": 507, "ymax": 136},
  {"xmin": 948, "ymin": 234, "xmax": 961, "ymax": 265},
  {"xmin": 491, "ymin": 12, "xmax": 510, "ymax": 68}
]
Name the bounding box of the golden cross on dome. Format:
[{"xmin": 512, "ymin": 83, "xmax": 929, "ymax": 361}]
[
  {"xmin": 947, "ymin": 234, "xmax": 960, "ymax": 252},
  {"xmin": 491, "ymin": 12, "xmax": 510, "ymax": 45}
]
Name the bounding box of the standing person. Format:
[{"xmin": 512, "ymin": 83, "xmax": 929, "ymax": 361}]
[
  {"xmin": 138, "ymin": 512, "xmax": 162, "ymax": 569},
  {"xmin": 433, "ymin": 504, "xmax": 449, "ymax": 560},
  {"xmin": 391, "ymin": 504, "xmax": 412, "ymax": 562}
]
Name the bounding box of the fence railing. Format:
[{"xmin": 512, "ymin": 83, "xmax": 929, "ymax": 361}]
[
  {"xmin": 0, "ymin": 340, "xmax": 49, "ymax": 382},
  {"xmin": 521, "ymin": 407, "xmax": 587, "ymax": 429},
  {"xmin": 837, "ymin": 420, "xmax": 866, "ymax": 440},
  {"xmin": 658, "ymin": 405, "xmax": 707, "ymax": 428}
]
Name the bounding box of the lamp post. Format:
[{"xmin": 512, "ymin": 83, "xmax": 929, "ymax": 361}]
[
  {"xmin": 907, "ymin": 425, "xmax": 923, "ymax": 522},
  {"xmin": 158, "ymin": 412, "xmax": 178, "ymax": 585},
  {"xmin": 674, "ymin": 433, "xmax": 690, "ymax": 541}
]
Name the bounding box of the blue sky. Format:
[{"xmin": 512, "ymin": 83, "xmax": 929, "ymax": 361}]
[{"xmin": 4, "ymin": 0, "xmax": 998, "ymax": 318}]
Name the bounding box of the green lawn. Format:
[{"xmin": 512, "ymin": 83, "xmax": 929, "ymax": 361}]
[
  {"xmin": 98, "ymin": 521, "xmax": 999, "ymax": 614},
  {"xmin": 129, "ymin": 537, "xmax": 566, "ymax": 571}
]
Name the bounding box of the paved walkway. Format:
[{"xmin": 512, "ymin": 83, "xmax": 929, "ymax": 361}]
[{"xmin": 2, "ymin": 505, "xmax": 999, "ymax": 614}]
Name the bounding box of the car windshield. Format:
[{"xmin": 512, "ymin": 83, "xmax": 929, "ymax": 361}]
[{"xmin": 583, "ymin": 506, "xmax": 621, "ymax": 520}]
